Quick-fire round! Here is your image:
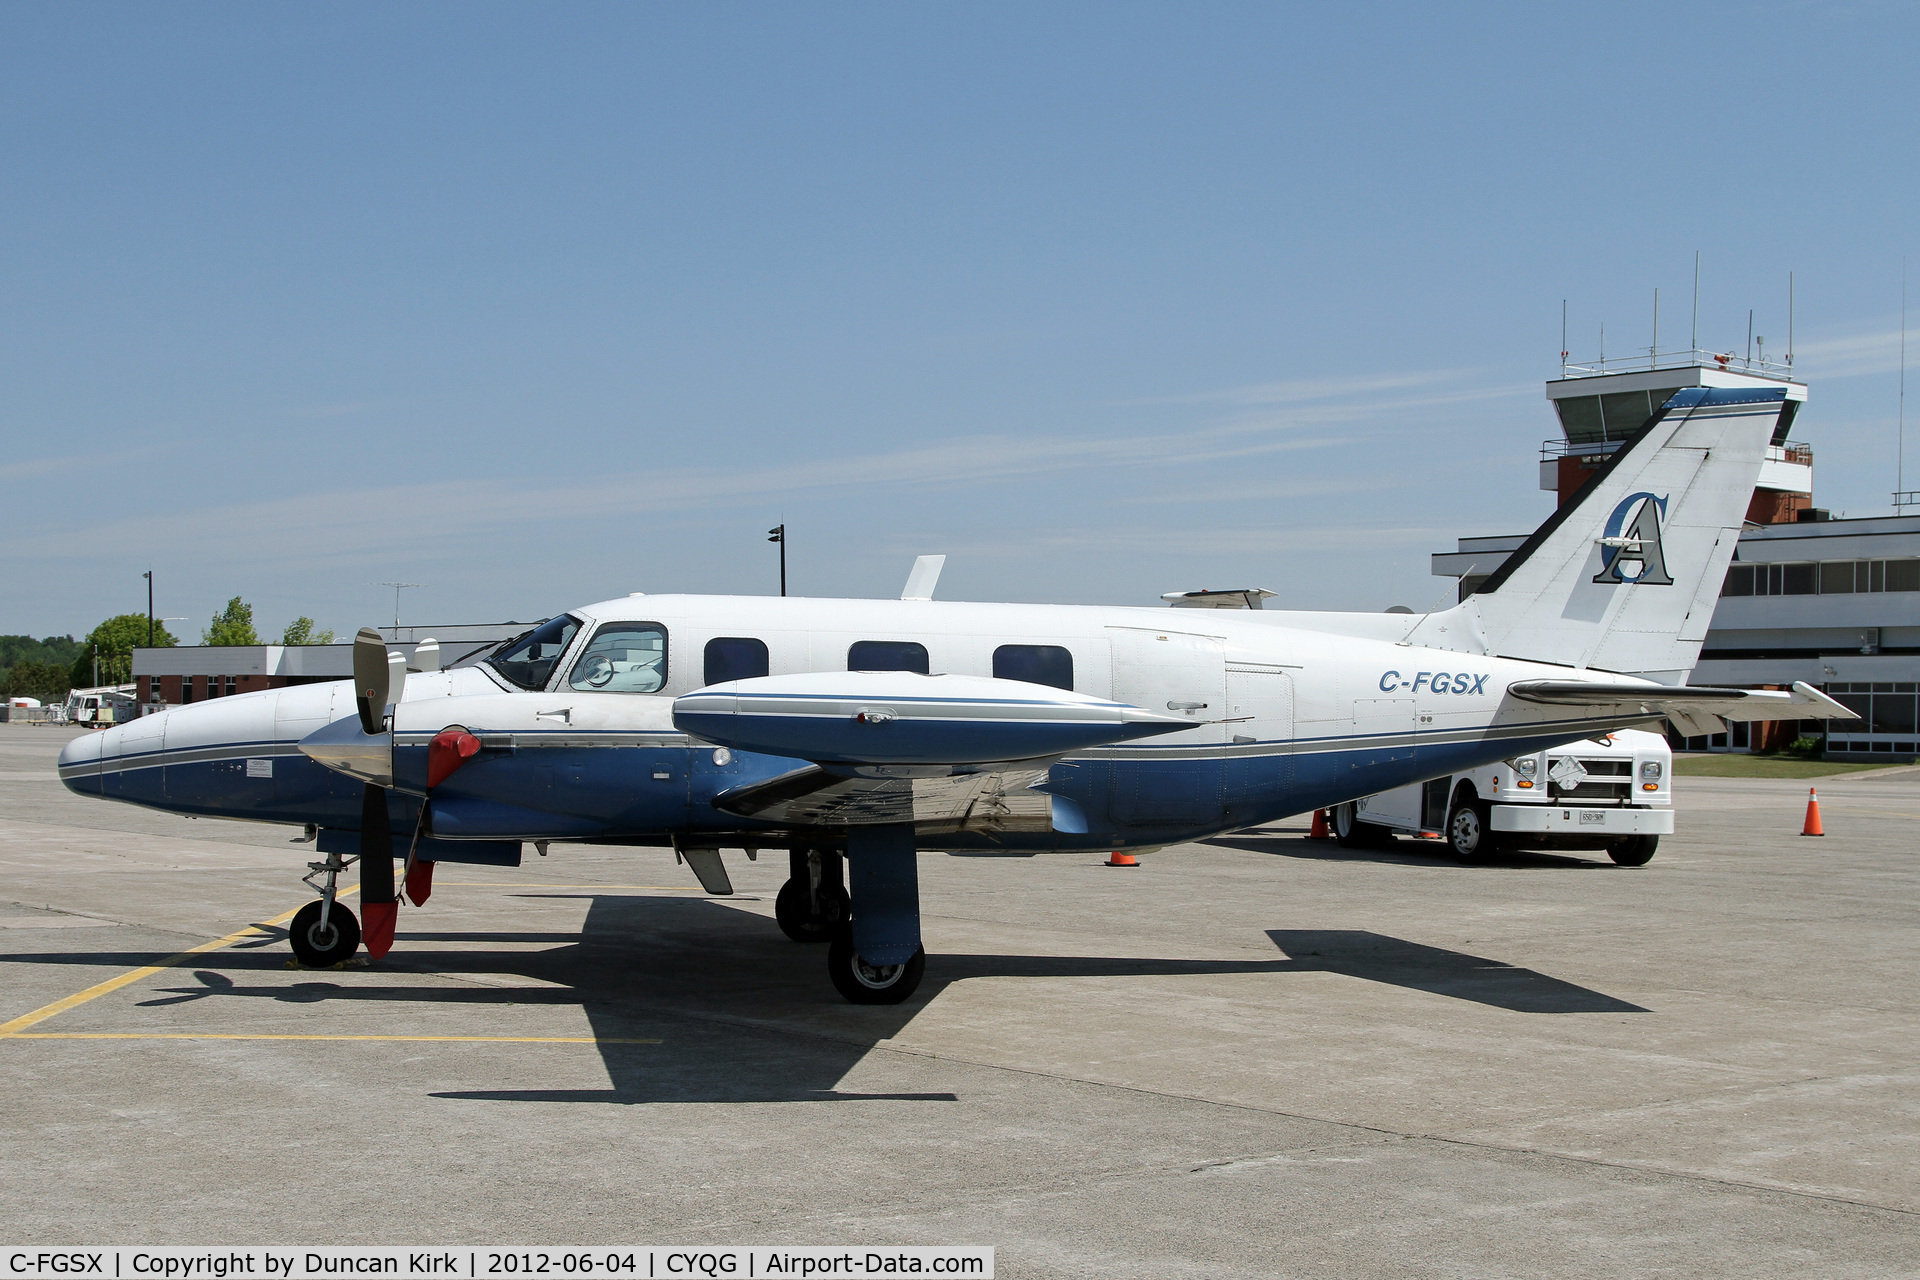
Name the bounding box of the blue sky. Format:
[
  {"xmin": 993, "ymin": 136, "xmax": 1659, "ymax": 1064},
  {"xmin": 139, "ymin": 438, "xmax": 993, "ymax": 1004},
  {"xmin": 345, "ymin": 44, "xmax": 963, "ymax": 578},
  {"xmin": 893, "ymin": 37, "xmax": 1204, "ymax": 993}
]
[{"xmin": 4, "ymin": 2, "xmax": 1917, "ymax": 640}]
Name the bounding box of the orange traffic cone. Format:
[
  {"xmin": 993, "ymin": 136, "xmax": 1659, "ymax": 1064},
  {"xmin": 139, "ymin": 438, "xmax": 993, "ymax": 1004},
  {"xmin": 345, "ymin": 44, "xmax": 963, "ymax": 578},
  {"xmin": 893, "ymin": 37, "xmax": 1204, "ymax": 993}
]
[
  {"xmin": 1309, "ymin": 809, "xmax": 1331, "ymax": 840},
  {"xmin": 1106, "ymin": 851, "xmax": 1138, "ymax": 867},
  {"xmin": 1802, "ymin": 787, "xmax": 1824, "ymax": 837}
]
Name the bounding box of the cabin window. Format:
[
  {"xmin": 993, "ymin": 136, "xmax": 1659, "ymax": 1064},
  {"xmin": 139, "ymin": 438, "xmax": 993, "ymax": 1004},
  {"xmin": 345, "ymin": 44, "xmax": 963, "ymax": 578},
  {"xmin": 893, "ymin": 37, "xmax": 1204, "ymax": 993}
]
[
  {"xmin": 487, "ymin": 615, "xmax": 581, "ymax": 691},
  {"xmin": 569, "ymin": 622, "xmax": 669, "ymax": 693},
  {"xmin": 704, "ymin": 637, "xmax": 770, "ymax": 685},
  {"xmin": 992, "ymin": 644, "xmax": 1074, "ymax": 691},
  {"xmin": 848, "ymin": 640, "xmax": 929, "ymax": 674}
]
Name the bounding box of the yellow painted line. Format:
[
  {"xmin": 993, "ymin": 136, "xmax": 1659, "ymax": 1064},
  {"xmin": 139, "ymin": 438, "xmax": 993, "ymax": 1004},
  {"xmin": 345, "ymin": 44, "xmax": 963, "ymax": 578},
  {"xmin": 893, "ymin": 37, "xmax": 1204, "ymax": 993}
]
[
  {"xmin": 442, "ymin": 883, "xmax": 706, "ymax": 890},
  {"xmin": 3, "ymin": 1033, "xmax": 660, "ymax": 1044},
  {"xmin": 0, "ymin": 888, "xmax": 359, "ymax": 1037}
]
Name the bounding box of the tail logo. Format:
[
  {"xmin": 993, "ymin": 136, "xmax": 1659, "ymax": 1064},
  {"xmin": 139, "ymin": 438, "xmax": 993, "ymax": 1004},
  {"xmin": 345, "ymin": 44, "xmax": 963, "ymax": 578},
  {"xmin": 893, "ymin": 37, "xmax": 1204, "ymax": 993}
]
[{"xmin": 1593, "ymin": 492, "xmax": 1674, "ymax": 586}]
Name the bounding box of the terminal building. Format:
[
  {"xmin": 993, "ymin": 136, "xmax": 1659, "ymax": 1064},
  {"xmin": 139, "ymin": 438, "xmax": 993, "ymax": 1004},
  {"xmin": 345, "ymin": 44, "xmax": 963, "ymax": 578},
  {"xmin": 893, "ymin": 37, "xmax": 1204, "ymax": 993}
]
[
  {"xmin": 1430, "ymin": 352, "xmax": 1920, "ymax": 760},
  {"xmin": 132, "ymin": 623, "xmax": 526, "ymax": 708}
]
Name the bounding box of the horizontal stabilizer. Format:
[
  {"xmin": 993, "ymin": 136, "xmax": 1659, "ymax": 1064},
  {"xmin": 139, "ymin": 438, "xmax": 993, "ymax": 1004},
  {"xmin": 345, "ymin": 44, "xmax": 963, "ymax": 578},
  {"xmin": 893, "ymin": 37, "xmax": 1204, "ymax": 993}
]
[{"xmin": 1507, "ymin": 679, "xmax": 1856, "ymax": 738}]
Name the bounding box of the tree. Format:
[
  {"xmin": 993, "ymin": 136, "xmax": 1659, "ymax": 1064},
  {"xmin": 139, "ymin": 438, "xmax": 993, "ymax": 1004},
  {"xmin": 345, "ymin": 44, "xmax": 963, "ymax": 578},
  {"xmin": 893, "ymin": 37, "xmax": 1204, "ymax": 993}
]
[
  {"xmin": 1, "ymin": 660, "xmax": 69, "ymax": 703},
  {"xmin": 70, "ymin": 615, "xmax": 176, "ymax": 689},
  {"xmin": 203, "ymin": 598, "xmax": 259, "ymax": 647},
  {"xmin": 280, "ymin": 617, "xmax": 335, "ymax": 645}
]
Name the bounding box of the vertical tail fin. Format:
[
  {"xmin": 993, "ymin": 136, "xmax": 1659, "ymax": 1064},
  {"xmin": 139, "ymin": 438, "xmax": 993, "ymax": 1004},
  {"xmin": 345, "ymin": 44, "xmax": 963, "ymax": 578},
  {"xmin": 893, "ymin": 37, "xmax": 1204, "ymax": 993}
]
[{"xmin": 1406, "ymin": 387, "xmax": 1784, "ymax": 681}]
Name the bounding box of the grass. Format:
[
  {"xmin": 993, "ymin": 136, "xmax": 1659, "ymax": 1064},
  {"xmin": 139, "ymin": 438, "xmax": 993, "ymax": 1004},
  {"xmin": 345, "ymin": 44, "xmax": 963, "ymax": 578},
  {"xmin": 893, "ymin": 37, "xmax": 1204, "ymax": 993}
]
[{"xmin": 1672, "ymin": 754, "xmax": 1913, "ymax": 779}]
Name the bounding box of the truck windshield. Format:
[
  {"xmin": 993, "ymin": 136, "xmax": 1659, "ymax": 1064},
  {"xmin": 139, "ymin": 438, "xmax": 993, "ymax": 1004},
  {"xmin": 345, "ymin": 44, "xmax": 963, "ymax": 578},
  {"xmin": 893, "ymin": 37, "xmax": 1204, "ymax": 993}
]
[{"xmin": 486, "ymin": 615, "xmax": 581, "ymax": 691}]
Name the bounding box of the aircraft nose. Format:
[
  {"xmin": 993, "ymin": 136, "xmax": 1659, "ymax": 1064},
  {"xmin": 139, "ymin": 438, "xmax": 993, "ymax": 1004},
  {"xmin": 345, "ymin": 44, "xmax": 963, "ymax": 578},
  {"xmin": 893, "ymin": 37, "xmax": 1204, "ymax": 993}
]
[{"xmin": 57, "ymin": 724, "xmax": 111, "ymax": 795}]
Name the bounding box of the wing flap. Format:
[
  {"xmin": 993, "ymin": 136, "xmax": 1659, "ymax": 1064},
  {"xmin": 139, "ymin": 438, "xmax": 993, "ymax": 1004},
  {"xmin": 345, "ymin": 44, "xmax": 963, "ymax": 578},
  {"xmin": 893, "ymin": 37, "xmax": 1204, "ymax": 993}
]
[{"xmin": 713, "ymin": 765, "xmax": 1053, "ymax": 834}]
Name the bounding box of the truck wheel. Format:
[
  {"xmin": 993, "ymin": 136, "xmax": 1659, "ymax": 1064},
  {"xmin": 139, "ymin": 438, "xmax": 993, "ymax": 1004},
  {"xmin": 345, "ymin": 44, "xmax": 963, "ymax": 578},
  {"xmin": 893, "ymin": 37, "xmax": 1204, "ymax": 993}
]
[
  {"xmin": 1608, "ymin": 835, "xmax": 1658, "ymax": 866},
  {"xmin": 1446, "ymin": 798, "xmax": 1499, "ymax": 863},
  {"xmin": 1333, "ymin": 802, "xmax": 1395, "ymax": 849}
]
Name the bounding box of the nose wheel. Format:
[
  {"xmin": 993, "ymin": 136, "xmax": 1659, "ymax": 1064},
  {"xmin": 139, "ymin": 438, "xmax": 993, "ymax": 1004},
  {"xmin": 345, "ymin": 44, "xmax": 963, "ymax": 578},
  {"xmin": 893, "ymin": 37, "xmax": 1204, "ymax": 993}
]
[
  {"xmin": 291, "ymin": 847, "xmax": 362, "ymax": 966},
  {"xmin": 289, "ymin": 898, "xmax": 361, "ymax": 966}
]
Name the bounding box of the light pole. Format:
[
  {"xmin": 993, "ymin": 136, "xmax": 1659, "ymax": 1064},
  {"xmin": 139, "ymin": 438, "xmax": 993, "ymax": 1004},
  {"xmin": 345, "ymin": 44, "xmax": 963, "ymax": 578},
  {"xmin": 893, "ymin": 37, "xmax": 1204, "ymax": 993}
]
[
  {"xmin": 767, "ymin": 525, "xmax": 786, "ymax": 597},
  {"xmin": 143, "ymin": 570, "xmax": 153, "ymax": 647}
]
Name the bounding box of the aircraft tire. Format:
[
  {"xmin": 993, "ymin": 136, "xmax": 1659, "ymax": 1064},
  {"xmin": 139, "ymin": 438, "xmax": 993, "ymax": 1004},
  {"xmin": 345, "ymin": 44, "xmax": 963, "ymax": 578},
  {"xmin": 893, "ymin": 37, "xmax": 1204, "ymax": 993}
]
[
  {"xmin": 289, "ymin": 899, "xmax": 361, "ymax": 967},
  {"xmin": 1332, "ymin": 802, "xmax": 1395, "ymax": 849},
  {"xmin": 1445, "ymin": 798, "xmax": 1500, "ymax": 864},
  {"xmin": 1608, "ymin": 835, "xmax": 1659, "ymax": 866},
  {"xmin": 775, "ymin": 876, "xmax": 850, "ymax": 944},
  {"xmin": 827, "ymin": 934, "xmax": 926, "ymax": 1005}
]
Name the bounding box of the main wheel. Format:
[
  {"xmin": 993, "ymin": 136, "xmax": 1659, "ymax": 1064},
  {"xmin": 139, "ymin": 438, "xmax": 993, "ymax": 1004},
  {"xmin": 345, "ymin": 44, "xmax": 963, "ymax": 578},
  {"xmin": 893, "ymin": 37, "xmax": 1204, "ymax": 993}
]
[
  {"xmin": 1333, "ymin": 801, "xmax": 1395, "ymax": 849},
  {"xmin": 775, "ymin": 876, "xmax": 850, "ymax": 944},
  {"xmin": 289, "ymin": 899, "xmax": 361, "ymax": 967},
  {"xmin": 1445, "ymin": 797, "xmax": 1500, "ymax": 863},
  {"xmin": 827, "ymin": 934, "xmax": 926, "ymax": 1005},
  {"xmin": 1608, "ymin": 834, "xmax": 1659, "ymax": 866}
]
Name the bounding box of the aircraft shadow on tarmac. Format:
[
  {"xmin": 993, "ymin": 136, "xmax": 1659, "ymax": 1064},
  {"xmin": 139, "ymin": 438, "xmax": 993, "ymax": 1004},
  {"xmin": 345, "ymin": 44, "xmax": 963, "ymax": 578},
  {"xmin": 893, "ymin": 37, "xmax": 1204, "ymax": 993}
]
[
  {"xmin": 1211, "ymin": 830, "xmax": 1616, "ymax": 871},
  {"xmin": 10, "ymin": 895, "xmax": 1643, "ymax": 1107}
]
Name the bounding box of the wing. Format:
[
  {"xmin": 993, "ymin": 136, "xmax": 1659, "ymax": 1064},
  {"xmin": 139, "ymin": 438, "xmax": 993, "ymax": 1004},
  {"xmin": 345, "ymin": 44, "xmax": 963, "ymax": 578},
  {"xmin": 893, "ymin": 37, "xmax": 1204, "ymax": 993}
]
[
  {"xmin": 674, "ymin": 671, "xmax": 1195, "ymax": 837},
  {"xmin": 1507, "ymin": 679, "xmax": 1856, "ymax": 738},
  {"xmin": 673, "ymin": 671, "xmax": 1191, "ymax": 766}
]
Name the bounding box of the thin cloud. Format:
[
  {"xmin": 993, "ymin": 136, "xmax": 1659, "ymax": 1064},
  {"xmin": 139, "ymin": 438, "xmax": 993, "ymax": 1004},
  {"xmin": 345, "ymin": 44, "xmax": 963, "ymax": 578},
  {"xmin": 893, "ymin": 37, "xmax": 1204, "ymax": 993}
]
[
  {"xmin": 1792, "ymin": 326, "xmax": 1909, "ymax": 380},
  {"xmin": 1116, "ymin": 368, "xmax": 1470, "ymax": 407}
]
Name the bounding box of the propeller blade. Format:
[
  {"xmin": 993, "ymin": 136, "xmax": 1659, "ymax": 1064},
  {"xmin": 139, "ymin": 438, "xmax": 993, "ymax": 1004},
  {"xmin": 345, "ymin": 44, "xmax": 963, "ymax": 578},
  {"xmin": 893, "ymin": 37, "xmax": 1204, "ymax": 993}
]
[
  {"xmin": 352, "ymin": 628, "xmax": 389, "ymax": 736},
  {"xmin": 358, "ymin": 781, "xmax": 398, "ymax": 959}
]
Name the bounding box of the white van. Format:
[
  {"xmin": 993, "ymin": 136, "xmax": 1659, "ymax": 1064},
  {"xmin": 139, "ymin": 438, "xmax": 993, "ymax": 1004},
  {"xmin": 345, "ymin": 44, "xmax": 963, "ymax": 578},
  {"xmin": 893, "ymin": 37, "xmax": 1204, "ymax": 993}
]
[{"xmin": 1331, "ymin": 728, "xmax": 1673, "ymax": 865}]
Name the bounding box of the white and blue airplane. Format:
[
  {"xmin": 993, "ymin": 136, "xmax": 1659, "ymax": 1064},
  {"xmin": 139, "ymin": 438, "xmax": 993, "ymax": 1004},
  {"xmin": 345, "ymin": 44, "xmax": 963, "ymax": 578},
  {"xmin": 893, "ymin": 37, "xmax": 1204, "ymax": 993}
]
[{"xmin": 59, "ymin": 387, "xmax": 1853, "ymax": 1003}]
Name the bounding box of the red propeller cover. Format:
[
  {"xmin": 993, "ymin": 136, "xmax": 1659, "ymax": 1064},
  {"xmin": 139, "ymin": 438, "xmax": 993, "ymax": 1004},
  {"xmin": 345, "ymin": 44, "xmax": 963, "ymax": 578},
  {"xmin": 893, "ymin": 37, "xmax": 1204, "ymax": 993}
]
[
  {"xmin": 361, "ymin": 901, "xmax": 398, "ymax": 960},
  {"xmin": 405, "ymin": 859, "xmax": 435, "ymax": 907},
  {"xmin": 427, "ymin": 729, "xmax": 482, "ymax": 789}
]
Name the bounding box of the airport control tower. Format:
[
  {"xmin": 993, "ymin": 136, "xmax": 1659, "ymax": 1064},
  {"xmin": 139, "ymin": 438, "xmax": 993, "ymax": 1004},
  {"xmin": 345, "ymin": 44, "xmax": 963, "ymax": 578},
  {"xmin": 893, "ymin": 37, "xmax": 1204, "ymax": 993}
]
[{"xmin": 1437, "ymin": 348, "xmax": 1812, "ymax": 599}]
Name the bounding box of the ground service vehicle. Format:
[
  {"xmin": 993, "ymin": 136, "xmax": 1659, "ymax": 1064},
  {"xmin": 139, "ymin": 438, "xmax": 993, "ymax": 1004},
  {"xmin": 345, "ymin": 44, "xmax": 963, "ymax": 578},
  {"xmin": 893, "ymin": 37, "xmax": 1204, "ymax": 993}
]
[{"xmin": 1333, "ymin": 728, "xmax": 1671, "ymax": 865}]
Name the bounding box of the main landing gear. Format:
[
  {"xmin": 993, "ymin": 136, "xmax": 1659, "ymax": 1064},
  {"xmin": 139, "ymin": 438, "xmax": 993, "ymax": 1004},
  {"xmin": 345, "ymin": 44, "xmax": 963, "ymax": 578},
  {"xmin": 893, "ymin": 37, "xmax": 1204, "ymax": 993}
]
[
  {"xmin": 291, "ymin": 847, "xmax": 361, "ymax": 967},
  {"xmin": 778, "ymin": 829, "xmax": 927, "ymax": 1005},
  {"xmin": 775, "ymin": 848, "xmax": 851, "ymax": 943}
]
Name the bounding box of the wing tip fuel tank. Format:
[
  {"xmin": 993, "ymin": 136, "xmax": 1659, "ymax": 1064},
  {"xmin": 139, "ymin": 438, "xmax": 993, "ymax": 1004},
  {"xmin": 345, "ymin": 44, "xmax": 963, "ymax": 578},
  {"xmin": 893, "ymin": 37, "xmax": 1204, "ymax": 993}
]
[{"xmin": 673, "ymin": 671, "xmax": 1192, "ymax": 766}]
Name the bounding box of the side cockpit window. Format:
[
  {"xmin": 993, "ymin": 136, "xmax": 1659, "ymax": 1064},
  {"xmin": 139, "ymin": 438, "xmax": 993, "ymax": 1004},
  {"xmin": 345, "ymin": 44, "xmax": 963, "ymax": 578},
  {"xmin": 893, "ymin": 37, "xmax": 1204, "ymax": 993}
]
[
  {"xmin": 704, "ymin": 637, "xmax": 769, "ymax": 685},
  {"xmin": 487, "ymin": 615, "xmax": 581, "ymax": 691},
  {"xmin": 569, "ymin": 622, "xmax": 669, "ymax": 693}
]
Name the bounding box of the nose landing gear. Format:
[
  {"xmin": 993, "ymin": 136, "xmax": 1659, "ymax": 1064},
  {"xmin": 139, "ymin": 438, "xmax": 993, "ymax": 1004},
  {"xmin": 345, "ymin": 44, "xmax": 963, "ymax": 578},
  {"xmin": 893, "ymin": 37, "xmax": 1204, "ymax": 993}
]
[{"xmin": 291, "ymin": 848, "xmax": 362, "ymax": 967}]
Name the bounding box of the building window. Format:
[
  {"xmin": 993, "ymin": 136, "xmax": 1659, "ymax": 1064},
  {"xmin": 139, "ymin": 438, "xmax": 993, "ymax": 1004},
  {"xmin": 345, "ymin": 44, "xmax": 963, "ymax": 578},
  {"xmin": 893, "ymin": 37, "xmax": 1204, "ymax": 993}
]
[
  {"xmin": 848, "ymin": 640, "xmax": 929, "ymax": 673},
  {"xmin": 1733, "ymin": 558, "xmax": 1920, "ymax": 597},
  {"xmin": 992, "ymin": 644, "xmax": 1074, "ymax": 690},
  {"xmin": 225, "ymin": 675, "xmax": 237, "ymax": 696},
  {"xmin": 704, "ymin": 637, "xmax": 769, "ymax": 686},
  {"xmin": 567, "ymin": 622, "xmax": 668, "ymax": 693},
  {"xmin": 180, "ymin": 676, "xmax": 195, "ymax": 705}
]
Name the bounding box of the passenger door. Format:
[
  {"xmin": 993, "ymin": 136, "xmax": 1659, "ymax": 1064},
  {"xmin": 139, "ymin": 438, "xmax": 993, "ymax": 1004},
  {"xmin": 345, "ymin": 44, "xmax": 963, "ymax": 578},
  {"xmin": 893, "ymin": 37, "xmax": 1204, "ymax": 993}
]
[
  {"xmin": 1104, "ymin": 628, "xmax": 1226, "ymax": 828},
  {"xmin": 1224, "ymin": 662, "xmax": 1295, "ymax": 825}
]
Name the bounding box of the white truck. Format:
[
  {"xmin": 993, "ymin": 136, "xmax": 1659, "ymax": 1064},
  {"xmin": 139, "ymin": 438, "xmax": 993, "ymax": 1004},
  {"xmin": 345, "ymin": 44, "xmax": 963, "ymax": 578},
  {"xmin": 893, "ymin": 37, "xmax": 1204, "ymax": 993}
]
[{"xmin": 1330, "ymin": 728, "xmax": 1673, "ymax": 865}]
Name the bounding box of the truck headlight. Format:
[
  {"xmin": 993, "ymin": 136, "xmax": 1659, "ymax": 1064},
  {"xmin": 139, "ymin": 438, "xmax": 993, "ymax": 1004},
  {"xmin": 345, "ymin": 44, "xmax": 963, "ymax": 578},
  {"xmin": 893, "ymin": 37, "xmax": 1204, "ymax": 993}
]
[
  {"xmin": 1640, "ymin": 760, "xmax": 1663, "ymax": 781},
  {"xmin": 1513, "ymin": 757, "xmax": 1537, "ymax": 779}
]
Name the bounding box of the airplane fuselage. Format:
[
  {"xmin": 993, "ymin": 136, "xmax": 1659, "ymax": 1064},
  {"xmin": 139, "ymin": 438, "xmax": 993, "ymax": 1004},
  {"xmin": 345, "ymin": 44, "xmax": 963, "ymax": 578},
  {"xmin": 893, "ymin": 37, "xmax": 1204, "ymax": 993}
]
[{"xmin": 61, "ymin": 594, "xmax": 1647, "ymax": 854}]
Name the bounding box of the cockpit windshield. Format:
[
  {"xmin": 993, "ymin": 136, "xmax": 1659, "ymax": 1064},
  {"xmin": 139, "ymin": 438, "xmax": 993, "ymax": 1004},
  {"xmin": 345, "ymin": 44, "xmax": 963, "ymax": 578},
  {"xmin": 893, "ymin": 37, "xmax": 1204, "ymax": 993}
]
[{"xmin": 486, "ymin": 615, "xmax": 581, "ymax": 691}]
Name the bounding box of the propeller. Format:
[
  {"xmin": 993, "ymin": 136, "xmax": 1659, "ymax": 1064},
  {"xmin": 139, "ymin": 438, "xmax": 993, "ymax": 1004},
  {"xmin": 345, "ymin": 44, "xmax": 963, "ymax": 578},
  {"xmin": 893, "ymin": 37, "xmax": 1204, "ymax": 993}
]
[
  {"xmin": 350, "ymin": 628, "xmax": 403, "ymax": 958},
  {"xmin": 308, "ymin": 632, "xmax": 477, "ymax": 950}
]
